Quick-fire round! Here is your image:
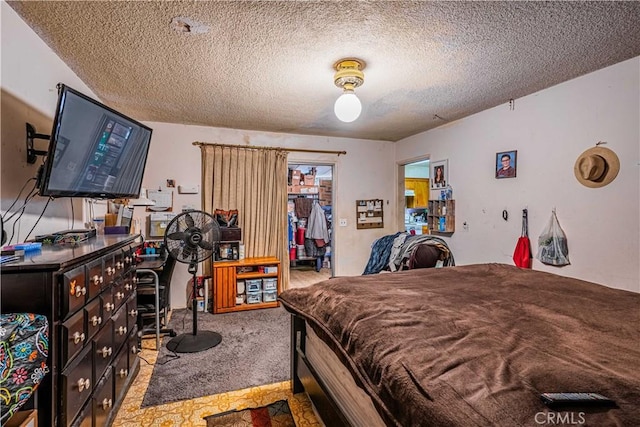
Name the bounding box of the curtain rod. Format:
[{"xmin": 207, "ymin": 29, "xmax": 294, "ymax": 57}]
[{"xmin": 192, "ymin": 141, "xmax": 346, "ymax": 156}]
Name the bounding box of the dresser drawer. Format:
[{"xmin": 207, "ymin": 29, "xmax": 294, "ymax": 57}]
[
  {"xmin": 86, "ymin": 257, "xmax": 104, "ymax": 301},
  {"xmin": 122, "ymin": 245, "xmax": 137, "ymax": 273},
  {"xmin": 85, "ymin": 297, "xmax": 103, "ymax": 340},
  {"xmin": 61, "ymin": 344, "xmax": 93, "ymax": 427},
  {"xmin": 112, "ymin": 279, "xmax": 127, "ymax": 311},
  {"xmin": 126, "ymin": 292, "xmax": 138, "ymax": 332},
  {"xmin": 113, "ymin": 345, "xmax": 130, "ymax": 401},
  {"xmin": 112, "ymin": 303, "xmax": 129, "ymax": 352},
  {"xmin": 61, "ymin": 309, "xmax": 87, "ymax": 367},
  {"xmin": 101, "ymin": 289, "xmax": 115, "ymax": 322},
  {"xmin": 93, "ymin": 319, "xmax": 114, "ymax": 381},
  {"xmin": 114, "ymin": 250, "xmax": 127, "ymax": 279},
  {"xmin": 122, "ymin": 271, "xmax": 135, "ymax": 301},
  {"xmin": 63, "ymin": 265, "xmax": 87, "ymax": 319},
  {"xmin": 127, "ymin": 325, "xmax": 139, "ymax": 372},
  {"xmin": 93, "ymin": 368, "xmax": 114, "ymax": 427},
  {"xmin": 103, "ymin": 254, "xmax": 116, "ymax": 285}
]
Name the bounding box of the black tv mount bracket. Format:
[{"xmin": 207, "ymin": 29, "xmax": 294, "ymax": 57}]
[{"xmin": 26, "ymin": 122, "xmax": 50, "ymax": 164}]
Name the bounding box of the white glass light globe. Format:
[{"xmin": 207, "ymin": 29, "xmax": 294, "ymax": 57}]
[{"xmin": 334, "ymin": 92, "xmax": 362, "ymax": 123}]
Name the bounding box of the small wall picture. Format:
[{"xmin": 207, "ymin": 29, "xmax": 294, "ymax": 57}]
[
  {"xmin": 496, "ymin": 150, "xmax": 517, "ymax": 179},
  {"xmin": 430, "ymin": 159, "xmax": 448, "ymax": 189}
]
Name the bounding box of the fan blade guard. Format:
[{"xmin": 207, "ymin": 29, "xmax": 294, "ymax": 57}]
[
  {"xmin": 198, "ymin": 240, "xmax": 213, "ymax": 251},
  {"xmin": 184, "ymin": 213, "xmax": 195, "ymax": 228},
  {"xmin": 163, "ymin": 210, "xmax": 218, "ymax": 264}
]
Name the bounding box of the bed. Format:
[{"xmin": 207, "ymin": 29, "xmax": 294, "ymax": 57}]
[{"xmin": 278, "ymin": 264, "xmax": 640, "ymax": 426}]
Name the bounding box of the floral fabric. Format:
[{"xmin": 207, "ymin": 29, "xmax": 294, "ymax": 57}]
[{"xmin": 0, "ymin": 313, "xmax": 49, "ymax": 424}]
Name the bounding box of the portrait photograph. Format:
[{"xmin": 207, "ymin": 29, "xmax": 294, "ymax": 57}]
[
  {"xmin": 430, "ymin": 159, "xmax": 449, "ymax": 189},
  {"xmin": 496, "ymin": 150, "xmax": 517, "ymax": 179}
]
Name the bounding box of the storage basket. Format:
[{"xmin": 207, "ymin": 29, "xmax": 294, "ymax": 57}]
[
  {"xmin": 262, "ymin": 278, "xmax": 278, "ymax": 291},
  {"xmin": 263, "ymin": 290, "xmax": 277, "ymax": 302},
  {"xmin": 245, "ymin": 279, "xmax": 262, "ymax": 292},
  {"xmin": 246, "ymin": 291, "xmax": 262, "ymax": 304}
]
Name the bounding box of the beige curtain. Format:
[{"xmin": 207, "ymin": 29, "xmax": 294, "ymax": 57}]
[{"xmin": 199, "ymin": 144, "xmax": 290, "ymax": 289}]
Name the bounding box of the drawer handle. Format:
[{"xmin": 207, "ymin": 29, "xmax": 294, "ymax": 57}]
[
  {"xmin": 101, "ymin": 398, "xmax": 113, "ymax": 410},
  {"xmin": 104, "ymin": 302, "xmax": 115, "ymax": 312},
  {"xmin": 77, "ymin": 378, "xmax": 90, "ymax": 392},
  {"xmin": 72, "ymin": 331, "xmax": 86, "ymax": 345},
  {"xmin": 132, "ymin": 276, "xmax": 139, "ymax": 284},
  {"xmin": 91, "ymin": 315, "xmax": 103, "ymax": 327},
  {"xmin": 116, "ymin": 261, "xmax": 124, "ymax": 270},
  {"xmin": 115, "ymin": 291, "xmax": 125, "ymax": 300},
  {"xmin": 129, "ymin": 309, "xmax": 138, "ymax": 317},
  {"xmin": 117, "ymin": 326, "xmax": 128, "ymax": 336},
  {"xmin": 119, "ymin": 368, "xmax": 129, "ymax": 378},
  {"xmin": 98, "ymin": 346, "xmax": 113, "ymax": 358},
  {"xmin": 131, "ymin": 345, "xmax": 138, "ymax": 354},
  {"xmin": 92, "ymin": 275, "xmax": 104, "ymax": 285},
  {"xmin": 106, "ymin": 266, "xmax": 115, "ymax": 276},
  {"xmin": 124, "ymin": 283, "xmax": 132, "ymax": 291},
  {"xmin": 75, "ymin": 286, "xmax": 87, "ymax": 297},
  {"xmin": 124, "ymin": 256, "xmax": 132, "ymax": 264}
]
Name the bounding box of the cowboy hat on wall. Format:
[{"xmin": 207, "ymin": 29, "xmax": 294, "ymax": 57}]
[{"xmin": 574, "ymin": 143, "xmax": 620, "ymax": 188}]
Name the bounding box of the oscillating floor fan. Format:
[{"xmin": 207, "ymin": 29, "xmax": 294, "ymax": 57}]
[{"xmin": 164, "ymin": 210, "xmax": 222, "ymax": 353}]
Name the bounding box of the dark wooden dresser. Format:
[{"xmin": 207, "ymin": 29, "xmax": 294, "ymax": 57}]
[{"xmin": 1, "ymin": 235, "xmax": 142, "ymax": 427}]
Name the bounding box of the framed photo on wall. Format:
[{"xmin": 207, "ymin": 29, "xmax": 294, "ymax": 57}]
[
  {"xmin": 430, "ymin": 159, "xmax": 448, "ymax": 189},
  {"xmin": 496, "ymin": 150, "xmax": 517, "ymax": 179}
]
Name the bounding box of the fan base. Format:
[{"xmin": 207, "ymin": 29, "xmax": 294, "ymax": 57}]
[{"xmin": 166, "ymin": 330, "xmax": 222, "ymax": 353}]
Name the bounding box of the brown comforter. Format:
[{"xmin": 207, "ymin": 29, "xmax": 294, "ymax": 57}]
[{"xmin": 279, "ymin": 264, "xmax": 640, "ymax": 426}]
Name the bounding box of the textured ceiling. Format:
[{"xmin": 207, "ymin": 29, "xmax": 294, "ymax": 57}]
[{"xmin": 8, "ymin": 1, "xmax": 640, "ymax": 142}]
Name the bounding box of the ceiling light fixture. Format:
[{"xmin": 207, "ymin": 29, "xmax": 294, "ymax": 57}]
[{"xmin": 333, "ymin": 58, "xmax": 366, "ymax": 123}]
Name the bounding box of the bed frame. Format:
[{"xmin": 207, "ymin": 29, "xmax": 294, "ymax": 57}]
[{"xmin": 291, "ymin": 314, "xmax": 353, "ymax": 427}]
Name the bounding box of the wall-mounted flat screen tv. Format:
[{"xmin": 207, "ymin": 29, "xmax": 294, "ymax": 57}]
[{"xmin": 38, "ymin": 84, "xmax": 152, "ymax": 199}]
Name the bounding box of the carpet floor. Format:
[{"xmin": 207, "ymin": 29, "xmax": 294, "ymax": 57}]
[{"xmin": 142, "ymin": 306, "xmax": 291, "ymax": 407}]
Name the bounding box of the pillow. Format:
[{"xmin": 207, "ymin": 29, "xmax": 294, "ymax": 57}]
[{"xmin": 408, "ymin": 244, "xmax": 441, "ymax": 269}]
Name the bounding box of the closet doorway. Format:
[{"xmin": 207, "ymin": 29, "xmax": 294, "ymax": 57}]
[{"xmin": 287, "ymin": 163, "xmax": 333, "ymax": 288}]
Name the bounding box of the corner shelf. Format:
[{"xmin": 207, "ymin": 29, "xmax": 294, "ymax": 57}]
[{"xmin": 427, "ymin": 200, "xmax": 455, "ymax": 235}]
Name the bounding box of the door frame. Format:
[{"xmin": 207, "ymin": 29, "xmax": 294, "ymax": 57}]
[
  {"xmin": 287, "ymin": 161, "xmax": 336, "ymax": 278},
  {"xmin": 396, "ymin": 155, "xmax": 430, "ymax": 232}
]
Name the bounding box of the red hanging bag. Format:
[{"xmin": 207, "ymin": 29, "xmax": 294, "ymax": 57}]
[{"xmin": 513, "ymin": 209, "xmax": 532, "ymax": 268}]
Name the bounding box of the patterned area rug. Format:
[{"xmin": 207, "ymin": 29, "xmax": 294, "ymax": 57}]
[{"xmin": 205, "ymin": 399, "xmax": 296, "ymax": 427}]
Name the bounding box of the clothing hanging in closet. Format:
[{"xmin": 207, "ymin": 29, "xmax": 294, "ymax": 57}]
[
  {"xmin": 305, "ymin": 201, "xmax": 330, "ymax": 245},
  {"xmin": 294, "ymin": 197, "xmax": 313, "ymax": 219}
]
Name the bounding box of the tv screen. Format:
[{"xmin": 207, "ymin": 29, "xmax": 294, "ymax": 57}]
[{"xmin": 39, "ymin": 84, "xmax": 152, "ymax": 199}]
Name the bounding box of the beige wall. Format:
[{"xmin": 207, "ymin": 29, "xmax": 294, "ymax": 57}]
[
  {"xmin": 139, "ymin": 122, "xmax": 396, "ymax": 307},
  {"xmin": 396, "ymin": 57, "xmax": 640, "ymax": 293}
]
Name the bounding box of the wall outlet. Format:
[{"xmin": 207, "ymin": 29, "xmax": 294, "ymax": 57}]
[{"xmin": 339, "ymin": 218, "xmax": 347, "ymax": 227}]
